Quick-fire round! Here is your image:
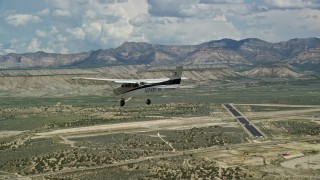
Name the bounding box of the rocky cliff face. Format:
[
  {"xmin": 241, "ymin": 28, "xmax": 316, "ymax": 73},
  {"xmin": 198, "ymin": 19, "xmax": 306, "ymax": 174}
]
[{"xmin": 1, "ymin": 38, "xmax": 320, "ymax": 69}]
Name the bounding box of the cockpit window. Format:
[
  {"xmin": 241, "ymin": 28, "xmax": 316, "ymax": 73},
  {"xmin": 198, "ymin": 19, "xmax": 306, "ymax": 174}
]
[{"xmin": 122, "ymin": 83, "xmax": 140, "ymax": 88}]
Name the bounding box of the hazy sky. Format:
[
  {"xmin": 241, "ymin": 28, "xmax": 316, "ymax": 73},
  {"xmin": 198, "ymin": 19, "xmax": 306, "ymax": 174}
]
[{"xmin": 1, "ymin": 0, "xmax": 320, "ymax": 54}]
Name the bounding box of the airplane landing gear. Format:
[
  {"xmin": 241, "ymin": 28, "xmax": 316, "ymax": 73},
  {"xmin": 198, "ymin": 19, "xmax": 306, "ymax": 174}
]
[
  {"xmin": 146, "ymin": 99, "xmax": 151, "ymax": 105},
  {"xmin": 120, "ymin": 99, "xmax": 125, "ymax": 107}
]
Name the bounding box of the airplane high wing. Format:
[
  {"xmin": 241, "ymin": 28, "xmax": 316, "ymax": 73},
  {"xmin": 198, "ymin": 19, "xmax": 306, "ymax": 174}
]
[
  {"xmin": 71, "ymin": 77, "xmax": 171, "ymax": 84},
  {"xmin": 72, "ymin": 66, "xmax": 186, "ymax": 106}
]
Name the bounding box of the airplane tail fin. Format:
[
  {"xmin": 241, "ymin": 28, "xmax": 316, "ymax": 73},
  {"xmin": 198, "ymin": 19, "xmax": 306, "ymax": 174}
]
[{"xmin": 170, "ymin": 66, "xmax": 183, "ymax": 79}]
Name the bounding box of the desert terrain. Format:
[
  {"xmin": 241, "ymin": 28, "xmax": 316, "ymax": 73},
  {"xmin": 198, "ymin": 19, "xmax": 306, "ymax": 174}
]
[{"xmin": 0, "ymin": 65, "xmax": 319, "ymax": 179}]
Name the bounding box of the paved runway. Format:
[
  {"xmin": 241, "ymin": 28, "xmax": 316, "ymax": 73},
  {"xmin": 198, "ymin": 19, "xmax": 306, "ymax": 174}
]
[
  {"xmin": 224, "ymin": 104, "xmax": 264, "ymax": 138},
  {"xmin": 224, "ymin": 104, "xmax": 242, "ymax": 117}
]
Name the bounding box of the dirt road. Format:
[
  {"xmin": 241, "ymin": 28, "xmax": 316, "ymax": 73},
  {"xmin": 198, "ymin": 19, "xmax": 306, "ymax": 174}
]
[{"xmin": 36, "ymin": 117, "xmax": 231, "ymax": 137}]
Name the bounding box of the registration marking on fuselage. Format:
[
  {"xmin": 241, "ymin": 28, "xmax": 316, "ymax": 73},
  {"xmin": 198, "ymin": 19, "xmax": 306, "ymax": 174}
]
[{"xmin": 145, "ymin": 88, "xmax": 161, "ymax": 93}]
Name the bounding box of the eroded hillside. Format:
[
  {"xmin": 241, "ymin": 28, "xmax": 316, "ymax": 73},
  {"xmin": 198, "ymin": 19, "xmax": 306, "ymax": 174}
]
[{"xmin": 0, "ymin": 65, "xmax": 238, "ymax": 97}]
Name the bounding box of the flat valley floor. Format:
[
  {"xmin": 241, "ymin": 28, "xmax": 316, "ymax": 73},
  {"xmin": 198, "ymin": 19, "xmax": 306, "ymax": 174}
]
[{"xmin": 0, "ymin": 77, "xmax": 320, "ymax": 179}]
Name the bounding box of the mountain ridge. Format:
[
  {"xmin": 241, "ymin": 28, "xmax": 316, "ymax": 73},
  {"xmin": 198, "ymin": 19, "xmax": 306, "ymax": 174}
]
[{"xmin": 1, "ymin": 37, "xmax": 320, "ymax": 69}]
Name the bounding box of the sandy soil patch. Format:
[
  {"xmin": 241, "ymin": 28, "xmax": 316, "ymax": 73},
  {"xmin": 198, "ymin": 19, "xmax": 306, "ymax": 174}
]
[
  {"xmin": 242, "ymin": 157, "xmax": 264, "ymax": 166},
  {"xmin": 278, "ymin": 142, "xmax": 320, "ymax": 151},
  {"xmin": 283, "ymin": 153, "xmax": 304, "ymax": 160},
  {"xmin": 36, "ymin": 117, "xmax": 228, "ymax": 137},
  {"xmin": 281, "ymin": 154, "xmax": 320, "ymax": 170},
  {"xmin": 0, "ymin": 131, "xmax": 23, "ymax": 138}
]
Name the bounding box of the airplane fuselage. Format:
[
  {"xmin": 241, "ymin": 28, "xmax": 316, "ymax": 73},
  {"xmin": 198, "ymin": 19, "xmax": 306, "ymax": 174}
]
[
  {"xmin": 113, "ymin": 79, "xmax": 180, "ymax": 99},
  {"xmin": 73, "ymin": 66, "xmax": 184, "ymax": 106}
]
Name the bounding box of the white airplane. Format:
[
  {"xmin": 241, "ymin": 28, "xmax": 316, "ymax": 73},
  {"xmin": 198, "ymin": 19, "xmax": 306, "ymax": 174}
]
[{"xmin": 72, "ymin": 66, "xmax": 185, "ymax": 106}]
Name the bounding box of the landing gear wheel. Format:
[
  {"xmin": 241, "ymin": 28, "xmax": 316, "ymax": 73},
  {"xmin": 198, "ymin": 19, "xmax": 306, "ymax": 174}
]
[
  {"xmin": 146, "ymin": 99, "xmax": 151, "ymax": 105},
  {"xmin": 120, "ymin": 99, "xmax": 125, "ymax": 107}
]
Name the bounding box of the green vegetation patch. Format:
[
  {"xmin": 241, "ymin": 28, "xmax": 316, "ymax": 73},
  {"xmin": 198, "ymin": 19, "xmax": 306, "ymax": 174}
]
[
  {"xmin": 0, "ymin": 137, "xmax": 69, "ymax": 173},
  {"xmin": 71, "ymin": 125, "xmax": 248, "ymax": 153},
  {"xmin": 54, "ymin": 167, "xmax": 147, "ymax": 180},
  {"xmin": 154, "ymin": 126, "xmax": 248, "ymax": 151},
  {"xmin": 143, "ymin": 156, "xmax": 248, "ymax": 179},
  {"xmin": 273, "ymin": 120, "xmax": 320, "ymax": 135},
  {"xmin": 246, "ymin": 106, "xmax": 312, "ymax": 112},
  {"xmin": 256, "ymin": 120, "xmax": 320, "ymax": 137}
]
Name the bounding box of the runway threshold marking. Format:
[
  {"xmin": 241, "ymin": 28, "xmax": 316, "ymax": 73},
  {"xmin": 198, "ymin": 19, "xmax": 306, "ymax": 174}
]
[{"xmin": 223, "ymin": 104, "xmax": 265, "ymax": 138}]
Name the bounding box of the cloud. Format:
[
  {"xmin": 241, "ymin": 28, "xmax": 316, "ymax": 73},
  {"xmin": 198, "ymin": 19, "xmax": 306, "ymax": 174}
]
[
  {"xmin": 67, "ymin": 27, "xmax": 86, "ymax": 40},
  {"xmin": 199, "ymin": 0, "xmax": 244, "ymax": 4},
  {"xmin": 147, "ymin": 0, "xmax": 193, "ymax": 17},
  {"xmin": 37, "ymin": 8, "xmax": 51, "ymax": 16},
  {"xmin": 29, "ymin": 27, "xmax": 68, "ymax": 53},
  {"xmin": 0, "ymin": 43, "xmax": 16, "ymax": 55},
  {"xmin": 130, "ymin": 15, "xmax": 242, "ymax": 45},
  {"xmin": 57, "ymin": 0, "xmax": 148, "ymax": 49},
  {"xmin": 147, "ymin": 0, "xmax": 250, "ymax": 18},
  {"xmin": 26, "ymin": 36, "xmax": 68, "ymax": 54},
  {"xmin": 0, "ymin": 0, "xmax": 244, "ymax": 54},
  {"xmin": 27, "ymin": 38, "xmax": 41, "ymax": 52},
  {"xmin": 84, "ymin": 9, "xmax": 98, "ymax": 19},
  {"xmin": 264, "ymin": 0, "xmax": 320, "ymax": 9},
  {"xmin": 0, "ymin": 48, "xmax": 16, "ymax": 55},
  {"xmin": 53, "ymin": 9, "xmax": 71, "ymax": 17},
  {"xmin": 237, "ymin": 8, "xmax": 320, "ymax": 42},
  {"xmin": 46, "ymin": 0, "xmax": 71, "ymax": 10},
  {"xmin": 130, "ymin": 14, "xmax": 174, "ymax": 26},
  {"xmin": 82, "ymin": 22, "xmax": 102, "ymax": 41},
  {"xmin": 1, "ymin": 0, "xmax": 320, "ymax": 55},
  {"xmin": 36, "ymin": 30, "xmax": 46, "ymax": 37},
  {"xmin": 35, "ymin": 26, "xmax": 59, "ymax": 37},
  {"xmin": 178, "ymin": 4, "xmax": 225, "ymax": 18},
  {"xmin": 5, "ymin": 14, "xmax": 41, "ymax": 27}
]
